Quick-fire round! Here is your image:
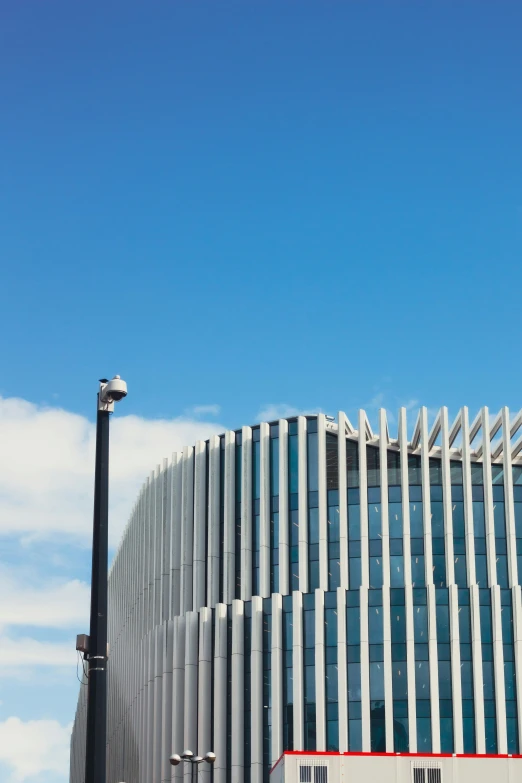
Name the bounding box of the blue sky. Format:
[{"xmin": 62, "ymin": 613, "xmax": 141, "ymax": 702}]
[{"xmin": 0, "ymin": 2, "xmax": 521, "ymax": 780}]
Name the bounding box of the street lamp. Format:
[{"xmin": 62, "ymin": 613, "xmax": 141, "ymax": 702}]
[
  {"xmin": 170, "ymin": 750, "xmax": 216, "ymax": 783},
  {"xmin": 83, "ymin": 376, "xmax": 128, "ymax": 783}
]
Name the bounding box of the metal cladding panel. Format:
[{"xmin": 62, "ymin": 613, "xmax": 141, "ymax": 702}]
[
  {"xmin": 420, "ymin": 408, "xmax": 434, "ymax": 587},
  {"xmin": 359, "ymin": 585, "xmax": 371, "ymax": 752},
  {"xmin": 314, "ymin": 589, "xmax": 326, "ymax": 750},
  {"xmin": 259, "ymin": 422, "xmax": 271, "ymax": 598},
  {"xmin": 207, "ymin": 435, "xmax": 221, "ymax": 607},
  {"xmin": 171, "ymin": 452, "xmax": 183, "ymax": 619},
  {"xmin": 241, "ymin": 427, "xmax": 253, "ymax": 600},
  {"xmin": 224, "ymin": 431, "xmax": 236, "ymax": 605},
  {"xmin": 214, "ymin": 603, "xmax": 228, "ymax": 783},
  {"xmin": 337, "ymin": 412, "xmax": 349, "ymax": 589},
  {"xmin": 278, "ymin": 419, "xmax": 290, "ymax": 596},
  {"xmin": 180, "ymin": 448, "xmax": 195, "ymax": 614},
  {"xmin": 292, "ymin": 590, "xmax": 304, "ymax": 751},
  {"xmin": 70, "ymin": 406, "xmax": 522, "ymax": 783},
  {"xmin": 317, "ymin": 415, "xmax": 328, "ymax": 591},
  {"xmin": 232, "ymin": 600, "xmax": 245, "ymax": 782},
  {"xmin": 502, "ymin": 408, "xmax": 519, "ymax": 587},
  {"xmin": 337, "ymin": 585, "xmax": 348, "ymax": 753},
  {"xmin": 198, "ymin": 608, "xmax": 212, "ymax": 783},
  {"xmin": 461, "ymin": 408, "xmax": 478, "ymax": 586},
  {"xmin": 172, "ymin": 616, "xmax": 186, "ymax": 783},
  {"xmin": 298, "ymin": 416, "xmax": 308, "ymax": 593},
  {"xmin": 251, "ymin": 595, "xmax": 264, "ymax": 783},
  {"xmin": 358, "ymin": 411, "xmax": 369, "ymax": 589},
  {"xmin": 161, "ymin": 619, "xmax": 174, "ymax": 783},
  {"xmin": 271, "ymin": 593, "xmax": 283, "ymax": 764},
  {"xmin": 193, "ymin": 441, "xmax": 207, "ymax": 612}
]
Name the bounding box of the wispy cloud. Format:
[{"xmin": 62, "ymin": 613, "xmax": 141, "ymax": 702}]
[
  {"xmin": 256, "ymin": 403, "xmax": 320, "ymax": 422},
  {"xmin": 186, "ymin": 404, "xmax": 221, "ymax": 417}
]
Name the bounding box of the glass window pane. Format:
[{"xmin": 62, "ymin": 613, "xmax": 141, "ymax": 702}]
[
  {"xmin": 390, "ymin": 556, "xmax": 404, "ymax": 587},
  {"xmin": 348, "ymin": 662, "xmax": 361, "ymax": 701},
  {"xmin": 307, "ymin": 432, "xmax": 318, "ymax": 492},
  {"xmin": 410, "ymin": 502, "xmax": 424, "ymax": 537},
  {"xmin": 440, "ymin": 717, "xmax": 454, "ymax": 753},
  {"xmin": 289, "ymin": 435, "xmax": 298, "ymax": 494},
  {"xmin": 370, "ymin": 662, "xmax": 385, "ymax": 700},
  {"xmin": 326, "ymin": 663, "xmax": 338, "ymax": 702},
  {"xmin": 349, "ymin": 719, "xmax": 362, "ymax": 751},
  {"xmin": 411, "ymin": 555, "xmax": 425, "ymax": 587},
  {"xmin": 438, "ymin": 660, "xmax": 452, "ymax": 700},
  {"xmin": 416, "ymin": 717, "xmax": 432, "ymax": 752},
  {"xmin": 415, "ymin": 661, "xmax": 430, "ymax": 698},
  {"xmin": 392, "ymin": 662, "xmax": 408, "ymax": 699}
]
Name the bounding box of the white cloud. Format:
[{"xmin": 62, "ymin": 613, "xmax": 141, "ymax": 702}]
[
  {"xmin": 0, "ymin": 717, "xmax": 71, "ymax": 782},
  {"xmin": 0, "ymin": 572, "xmax": 89, "ymax": 631},
  {"xmin": 0, "ymin": 396, "xmax": 223, "ymax": 545},
  {"xmin": 0, "ymin": 635, "xmax": 76, "ymax": 673},
  {"xmin": 187, "ymin": 404, "xmax": 221, "ymax": 416},
  {"xmin": 256, "ymin": 403, "xmax": 318, "ymax": 422}
]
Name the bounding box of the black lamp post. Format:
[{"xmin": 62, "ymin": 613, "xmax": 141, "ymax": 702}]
[{"xmin": 84, "ymin": 376, "xmax": 128, "ymax": 783}]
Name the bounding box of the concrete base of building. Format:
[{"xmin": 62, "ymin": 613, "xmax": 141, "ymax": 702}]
[{"xmin": 270, "ymin": 751, "xmax": 522, "ymax": 783}]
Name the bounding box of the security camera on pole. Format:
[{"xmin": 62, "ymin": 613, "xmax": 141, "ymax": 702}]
[{"xmin": 80, "ymin": 376, "xmax": 128, "ymax": 783}]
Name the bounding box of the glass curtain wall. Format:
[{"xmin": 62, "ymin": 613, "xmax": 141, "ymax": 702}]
[
  {"xmin": 235, "ymin": 434, "xmax": 242, "ymax": 599},
  {"xmin": 480, "ymin": 590, "xmax": 497, "ymax": 752},
  {"xmin": 429, "ymin": 459, "xmax": 446, "ymax": 588},
  {"xmin": 436, "ymin": 589, "xmax": 453, "ymax": 752},
  {"xmin": 492, "ymin": 465, "xmax": 509, "ymax": 588},
  {"xmin": 458, "ymin": 589, "xmax": 475, "ymax": 753},
  {"xmin": 307, "ymin": 419, "xmax": 320, "ymax": 590},
  {"xmin": 288, "ymin": 421, "xmax": 299, "ymax": 591},
  {"xmin": 450, "ymin": 461, "xmax": 467, "ymax": 587},
  {"xmin": 388, "ymin": 451, "xmax": 404, "ymax": 587},
  {"xmin": 303, "ymin": 593, "xmax": 316, "ymax": 750},
  {"xmin": 262, "ymin": 599, "xmax": 272, "ymax": 783},
  {"xmin": 413, "ymin": 587, "xmax": 432, "ymax": 751},
  {"xmin": 244, "ymin": 602, "xmax": 252, "ymax": 783},
  {"xmin": 326, "ymin": 433, "xmax": 341, "ymax": 591},
  {"xmin": 270, "ymin": 425, "xmax": 280, "ymax": 593},
  {"xmin": 369, "ymin": 589, "xmax": 385, "ymax": 751},
  {"xmin": 410, "ymin": 457, "xmax": 424, "ymax": 587},
  {"xmin": 391, "ymin": 588, "xmax": 408, "ymax": 750},
  {"xmin": 472, "ymin": 464, "xmax": 488, "ymax": 587},
  {"xmin": 514, "ymin": 467, "xmax": 522, "ymax": 579},
  {"xmin": 219, "ymin": 436, "xmax": 225, "ymax": 602},
  {"xmin": 324, "ymin": 592, "xmax": 338, "ymax": 750},
  {"xmin": 347, "ymin": 441, "xmax": 361, "ymax": 590},
  {"xmin": 346, "ymin": 590, "xmax": 362, "ymax": 749},
  {"xmin": 252, "ymin": 428, "xmax": 261, "ymax": 596},
  {"xmin": 282, "ymin": 595, "xmax": 293, "ymax": 750},
  {"xmin": 501, "ymin": 589, "xmax": 519, "ymax": 753},
  {"xmin": 367, "ymin": 446, "xmax": 382, "ymax": 589}
]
